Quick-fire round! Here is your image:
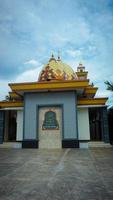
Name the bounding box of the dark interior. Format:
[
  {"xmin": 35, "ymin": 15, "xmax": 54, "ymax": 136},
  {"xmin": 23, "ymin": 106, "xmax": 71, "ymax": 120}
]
[{"xmin": 89, "ymin": 108, "xmax": 103, "ymax": 141}]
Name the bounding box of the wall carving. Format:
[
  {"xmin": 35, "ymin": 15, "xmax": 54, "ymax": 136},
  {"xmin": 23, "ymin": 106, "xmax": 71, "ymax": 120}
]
[{"xmin": 42, "ymin": 110, "xmax": 59, "ymax": 130}]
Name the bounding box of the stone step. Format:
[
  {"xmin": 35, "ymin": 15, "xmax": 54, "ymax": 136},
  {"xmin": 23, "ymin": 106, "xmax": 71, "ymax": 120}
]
[
  {"xmin": 0, "ymin": 142, "xmax": 22, "ymax": 148},
  {"xmin": 88, "ymin": 141, "xmax": 112, "ymax": 148}
]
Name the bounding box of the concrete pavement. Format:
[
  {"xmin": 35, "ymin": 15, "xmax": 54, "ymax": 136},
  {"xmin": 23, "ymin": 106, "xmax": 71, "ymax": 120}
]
[{"xmin": 0, "ymin": 148, "xmax": 113, "ymax": 200}]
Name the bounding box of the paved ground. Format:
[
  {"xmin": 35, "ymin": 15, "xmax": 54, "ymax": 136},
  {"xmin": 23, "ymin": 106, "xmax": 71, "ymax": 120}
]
[{"xmin": 0, "ymin": 148, "xmax": 113, "ymax": 200}]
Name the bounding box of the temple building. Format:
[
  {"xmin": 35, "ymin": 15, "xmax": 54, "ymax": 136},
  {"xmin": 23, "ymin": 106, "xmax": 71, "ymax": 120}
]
[{"xmin": 0, "ymin": 54, "xmax": 110, "ymax": 148}]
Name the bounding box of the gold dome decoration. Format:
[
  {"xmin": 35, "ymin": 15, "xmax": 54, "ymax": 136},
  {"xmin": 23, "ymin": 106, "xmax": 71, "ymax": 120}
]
[{"xmin": 38, "ymin": 54, "xmax": 77, "ymax": 81}]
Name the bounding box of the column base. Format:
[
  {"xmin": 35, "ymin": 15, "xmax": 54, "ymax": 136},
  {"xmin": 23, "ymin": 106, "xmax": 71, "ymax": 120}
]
[
  {"xmin": 62, "ymin": 139, "xmax": 79, "ymax": 148},
  {"xmin": 22, "ymin": 140, "xmax": 38, "ymax": 148}
]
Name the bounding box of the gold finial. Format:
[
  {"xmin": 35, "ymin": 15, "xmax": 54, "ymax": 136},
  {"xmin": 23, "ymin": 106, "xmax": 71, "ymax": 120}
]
[
  {"xmin": 79, "ymin": 62, "xmax": 83, "ymax": 66},
  {"xmin": 49, "ymin": 51, "xmax": 56, "ymax": 62},
  {"xmin": 57, "ymin": 50, "xmax": 61, "ymax": 61},
  {"xmin": 51, "ymin": 52, "xmax": 54, "ymax": 58}
]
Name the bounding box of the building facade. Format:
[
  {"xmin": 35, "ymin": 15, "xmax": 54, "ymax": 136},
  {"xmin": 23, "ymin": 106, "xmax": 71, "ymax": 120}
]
[{"xmin": 0, "ymin": 54, "xmax": 109, "ymax": 148}]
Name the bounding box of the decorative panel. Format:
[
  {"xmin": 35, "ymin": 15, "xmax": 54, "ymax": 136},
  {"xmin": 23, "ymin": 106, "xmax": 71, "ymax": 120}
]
[{"xmin": 42, "ymin": 111, "xmax": 59, "ymax": 130}]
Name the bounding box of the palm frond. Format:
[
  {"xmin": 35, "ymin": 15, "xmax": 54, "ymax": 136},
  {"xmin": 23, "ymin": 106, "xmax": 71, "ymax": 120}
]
[{"xmin": 105, "ymin": 81, "xmax": 113, "ymax": 91}]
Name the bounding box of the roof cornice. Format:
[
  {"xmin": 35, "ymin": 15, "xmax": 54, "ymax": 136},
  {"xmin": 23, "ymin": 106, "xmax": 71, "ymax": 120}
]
[{"xmin": 9, "ymin": 80, "xmax": 89, "ymax": 95}]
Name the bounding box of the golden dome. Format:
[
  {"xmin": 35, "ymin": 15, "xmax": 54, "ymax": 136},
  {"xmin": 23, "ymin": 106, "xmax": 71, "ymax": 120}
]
[{"xmin": 38, "ymin": 54, "xmax": 76, "ymax": 81}]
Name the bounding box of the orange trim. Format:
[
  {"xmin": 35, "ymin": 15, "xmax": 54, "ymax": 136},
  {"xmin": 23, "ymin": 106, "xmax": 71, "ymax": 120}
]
[
  {"xmin": 9, "ymin": 80, "xmax": 89, "ymax": 93},
  {"xmin": 84, "ymin": 87, "xmax": 98, "ymax": 95},
  {"xmin": 9, "ymin": 92, "xmax": 21, "ymax": 98},
  {"xmin": 78, "ymin": 98, "xmax": 108, "ymax": 105},
  {"xmin": 76, "ymin": 72, "xmax": 88, "ymax": 76},
  {"xmin": 0, "ymin": 98, "xmax": 108, "ymax": 108},
  {"xmin": 0, "ymin": 101, "xmax": 23, "ymax": 108},
  {"xmin": 9, "ymin": 79, "xmax": 89, "ymax": 85}
]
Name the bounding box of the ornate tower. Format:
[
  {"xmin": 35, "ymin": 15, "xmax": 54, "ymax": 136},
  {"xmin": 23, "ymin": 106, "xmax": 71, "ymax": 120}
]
[{"xmin": 76, "ymin": 63, "xmax": 88, "ymax": 80}]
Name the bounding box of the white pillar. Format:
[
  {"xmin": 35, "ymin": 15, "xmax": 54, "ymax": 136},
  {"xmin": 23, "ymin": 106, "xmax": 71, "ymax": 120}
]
[
  {"xmin": 77, "ymin": 107, "xmax": 90, "ymax": 148},
  {"xmin": 16, "ymin": 110, "xmax": 23, "ymax": 141}
]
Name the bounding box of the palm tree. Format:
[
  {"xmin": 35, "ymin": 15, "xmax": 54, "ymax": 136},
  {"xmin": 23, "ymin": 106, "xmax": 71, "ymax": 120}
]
[{"xmin": 105, "ymin": 81, "xmax": 113, "ymax": 91}]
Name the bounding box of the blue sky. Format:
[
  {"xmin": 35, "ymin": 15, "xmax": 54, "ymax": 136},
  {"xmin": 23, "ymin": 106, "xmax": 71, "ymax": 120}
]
[{"xmin": 0, "ymin": 0, "xmax": 113, "ymax": 105}]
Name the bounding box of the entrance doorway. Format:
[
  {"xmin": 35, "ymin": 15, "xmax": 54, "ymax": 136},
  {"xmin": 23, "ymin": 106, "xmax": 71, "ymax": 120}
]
[
  {"xmin": 89, "ymin": 108, "xmax": 103, "ymax": 141},
  {"xmin": 0, "ymin": 111, "xmax": 4, "ymax": 144},
  {"xmin": 8, "ymin": 111, "xmax": 17, "ymax": 141},
  {"xmin": 38, "ymin": 106, "xmax": 62, "ymax": 148},
  {"xmin": 4, "ymin": 110, "xmax": 17, "ymax": 142}
]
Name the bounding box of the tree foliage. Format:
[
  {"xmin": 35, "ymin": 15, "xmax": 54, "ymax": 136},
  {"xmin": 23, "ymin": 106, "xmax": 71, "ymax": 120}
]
[{"xmin": 105, "ymin": 81, "xmax": 113, "ymax": 91}]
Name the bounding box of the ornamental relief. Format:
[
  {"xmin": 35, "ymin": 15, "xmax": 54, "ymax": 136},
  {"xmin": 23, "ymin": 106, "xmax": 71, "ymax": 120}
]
[{"xmin": 42, "ymin": 110, "xmax": 59, "ymax": 130}]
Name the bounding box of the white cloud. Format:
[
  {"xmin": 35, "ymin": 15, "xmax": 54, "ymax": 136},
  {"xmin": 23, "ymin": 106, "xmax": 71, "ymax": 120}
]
[
  {"xmin": 0, "ymin": 0, "xmax": 113, "ymax": 107},
  {"xmin": 96, "ymin": 89, "xmax": 111, "ymax": 98},
  {"xmin": 15, "ymin": 66, "xmax": 42, "ymax": 83},
  {"xmin": 0, "ymin": 81, "xmax": 11, "ymax": 101},
  {"xmin": 24, "ymin": 59, "xmax": 39, "ymax": 67},
  {"xmin": 66, "ymin": 49, "xmax": 82, "ymax": 58},
  {"xmin": 0, "ymin": 66, "xmax": 43, "ymax": 101}
]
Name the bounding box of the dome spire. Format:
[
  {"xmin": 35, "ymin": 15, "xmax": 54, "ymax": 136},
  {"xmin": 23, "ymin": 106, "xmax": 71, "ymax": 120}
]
[
  {"xmin": 51, "ymin": 51, "xmax": 54, "ymax": 58},
  {"xmin": 57, "ymin": 50, "xmax": 61, "ymax": 61},
  {"xmin": 49, "ymin": 51, "xmax": 56, "ymax": 62}
]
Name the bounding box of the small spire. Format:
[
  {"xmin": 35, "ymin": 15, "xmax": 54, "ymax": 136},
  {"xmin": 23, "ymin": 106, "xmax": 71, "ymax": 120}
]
[
  {"xmin": 79, "ymin": 62, "xmax": 83, "ymax": 66},
  {"xmin": 49, "ymin": 51, "xmax": 56, "ymax": 62},
  {"xmin": 51, "ymin": 52, "xmax": 54, "ymax": 58},
  {"xmin": 77, "ymin": 62, "xmax": 85, "ymax": 72},
  {"xmin": 57, "ymin": 50, "xmax": 61, "ymax": 61}
]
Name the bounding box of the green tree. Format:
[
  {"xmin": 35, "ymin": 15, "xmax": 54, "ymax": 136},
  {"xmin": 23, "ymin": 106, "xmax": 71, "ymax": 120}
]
[{"xmin": 105, "ymin": 81, "xmax": 113, "ymax": 91}]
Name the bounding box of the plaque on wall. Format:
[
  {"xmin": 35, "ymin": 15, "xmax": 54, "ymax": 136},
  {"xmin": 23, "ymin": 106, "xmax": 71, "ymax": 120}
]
[{"xmin": 42, "ymin": 111, "xmax": 59, "ymax": 130}]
